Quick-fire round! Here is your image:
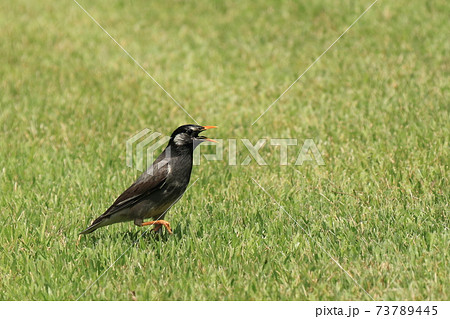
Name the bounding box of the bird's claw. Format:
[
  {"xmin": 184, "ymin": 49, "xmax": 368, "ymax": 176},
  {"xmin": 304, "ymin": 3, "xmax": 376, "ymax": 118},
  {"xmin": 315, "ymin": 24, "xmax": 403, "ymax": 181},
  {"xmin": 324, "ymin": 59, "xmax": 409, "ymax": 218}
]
[
  {"xmin": 152, "ymin": 224, "xmax": 162, "ymax": 233},
  {"xmin": 142, "ymin": 220, "xmax": 173, "ymax": 234}
]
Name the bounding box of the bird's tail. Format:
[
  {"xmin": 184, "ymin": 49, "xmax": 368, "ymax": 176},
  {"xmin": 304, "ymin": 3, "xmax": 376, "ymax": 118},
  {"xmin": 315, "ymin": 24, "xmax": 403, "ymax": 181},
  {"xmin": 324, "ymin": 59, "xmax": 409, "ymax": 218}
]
[{"xmin": 79, "ymin": 217, "xmax": 107, "ymax": 235}]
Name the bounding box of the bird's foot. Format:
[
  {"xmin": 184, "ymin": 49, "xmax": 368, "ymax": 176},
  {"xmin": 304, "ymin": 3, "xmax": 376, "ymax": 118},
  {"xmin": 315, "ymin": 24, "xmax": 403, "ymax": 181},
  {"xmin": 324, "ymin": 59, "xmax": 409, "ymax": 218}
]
[
  {"xmin": 141, "ymin": 220, "xmax": 173, "ymax": 234},
  {"xmin": 152, "ymin": 224, "xmax": 162, "ymax": 233}
]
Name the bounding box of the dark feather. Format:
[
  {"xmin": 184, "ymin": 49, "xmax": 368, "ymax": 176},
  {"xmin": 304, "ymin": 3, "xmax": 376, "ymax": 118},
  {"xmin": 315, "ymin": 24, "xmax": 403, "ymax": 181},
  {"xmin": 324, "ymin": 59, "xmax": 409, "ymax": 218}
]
[
  {"xmin": 79, "ymin": 160, "xmax": 169, "ymax": 234},
  {"xmin": 97, "ymin": 163, "xmax": 168, "ymax": 220}
]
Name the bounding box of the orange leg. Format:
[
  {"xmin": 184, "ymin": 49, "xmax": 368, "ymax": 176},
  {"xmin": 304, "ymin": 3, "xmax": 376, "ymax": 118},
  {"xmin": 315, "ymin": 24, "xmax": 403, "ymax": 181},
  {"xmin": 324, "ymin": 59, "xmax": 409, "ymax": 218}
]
[{"xmin": 141, "ymin": 220, "xmax": 172, "ymax": 234}]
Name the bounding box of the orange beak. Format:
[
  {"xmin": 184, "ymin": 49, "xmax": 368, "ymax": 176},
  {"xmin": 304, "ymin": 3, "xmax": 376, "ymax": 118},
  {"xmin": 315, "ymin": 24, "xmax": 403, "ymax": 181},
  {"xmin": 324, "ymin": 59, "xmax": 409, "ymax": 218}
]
[{"xmin": 201, "ymin": 126, "xmax": 218, "ymax": 143}]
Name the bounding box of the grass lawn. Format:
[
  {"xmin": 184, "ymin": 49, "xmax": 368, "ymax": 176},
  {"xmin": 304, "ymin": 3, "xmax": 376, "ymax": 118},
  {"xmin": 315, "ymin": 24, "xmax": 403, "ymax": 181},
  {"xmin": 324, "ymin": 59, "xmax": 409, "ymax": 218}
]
[{"xmin": 0, "ymin": 0, "xmax": 448, "ymax": 300}]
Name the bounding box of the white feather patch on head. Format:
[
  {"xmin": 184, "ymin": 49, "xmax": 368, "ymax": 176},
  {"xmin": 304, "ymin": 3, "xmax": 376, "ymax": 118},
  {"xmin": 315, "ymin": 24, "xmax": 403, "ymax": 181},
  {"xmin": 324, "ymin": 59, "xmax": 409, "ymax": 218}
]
[{"xmin": 174, "ymin": 133, "xmax": 187, "ymax": 145}]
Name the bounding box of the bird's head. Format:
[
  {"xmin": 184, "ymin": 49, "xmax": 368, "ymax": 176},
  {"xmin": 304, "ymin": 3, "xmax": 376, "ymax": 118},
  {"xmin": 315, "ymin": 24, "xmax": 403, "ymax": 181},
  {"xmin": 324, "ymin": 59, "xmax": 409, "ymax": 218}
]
[{"xmin": 169, "ymin": 124, "xmax": 217, "ymax": 148}]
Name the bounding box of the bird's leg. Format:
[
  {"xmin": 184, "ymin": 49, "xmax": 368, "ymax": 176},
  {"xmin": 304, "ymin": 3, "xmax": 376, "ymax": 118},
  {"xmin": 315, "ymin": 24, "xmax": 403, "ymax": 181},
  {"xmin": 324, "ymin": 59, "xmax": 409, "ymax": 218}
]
[{"xmin": 141, "ymin": 220, "xmax": 172, "ymax": 234}]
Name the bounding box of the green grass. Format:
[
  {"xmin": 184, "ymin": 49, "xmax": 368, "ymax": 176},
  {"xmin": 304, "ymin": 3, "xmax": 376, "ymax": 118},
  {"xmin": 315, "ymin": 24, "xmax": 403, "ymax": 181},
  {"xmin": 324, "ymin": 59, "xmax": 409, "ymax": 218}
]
[{"xmin": 0, "ymin": 0, "xmax": 448, "ymax": 300}]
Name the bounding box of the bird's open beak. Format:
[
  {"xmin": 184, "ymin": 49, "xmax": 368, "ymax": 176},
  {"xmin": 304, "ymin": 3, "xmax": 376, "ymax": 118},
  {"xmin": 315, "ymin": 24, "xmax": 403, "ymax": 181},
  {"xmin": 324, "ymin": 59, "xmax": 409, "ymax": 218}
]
[
  {"xmin": 202, "ymin": 126, "xmax": 217, "ymax": 130},
  {"xmin": 200, "ymin": 126, "xmax": 218, "ymax": 143}
]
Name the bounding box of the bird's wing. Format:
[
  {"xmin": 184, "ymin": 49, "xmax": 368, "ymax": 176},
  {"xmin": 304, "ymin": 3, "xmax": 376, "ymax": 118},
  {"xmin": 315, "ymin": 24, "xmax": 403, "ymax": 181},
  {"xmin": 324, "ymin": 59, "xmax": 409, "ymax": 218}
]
[{"xmin": 98, "ymin": 162, "xmax": 169, "ymax": 218}]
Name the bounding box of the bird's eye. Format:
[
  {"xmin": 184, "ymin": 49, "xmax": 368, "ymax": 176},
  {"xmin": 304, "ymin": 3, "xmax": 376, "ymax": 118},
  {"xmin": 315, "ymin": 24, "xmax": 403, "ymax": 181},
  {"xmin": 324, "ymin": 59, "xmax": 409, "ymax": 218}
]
[{"xmin": 187, "ymin": 129, "xmax": 193, "ymax": 135}]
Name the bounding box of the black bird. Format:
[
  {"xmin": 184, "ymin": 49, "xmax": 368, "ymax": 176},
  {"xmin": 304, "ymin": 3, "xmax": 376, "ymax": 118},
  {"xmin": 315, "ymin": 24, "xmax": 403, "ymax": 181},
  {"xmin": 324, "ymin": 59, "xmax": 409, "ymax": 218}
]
[{"xmin": 80, "ymin": 124, "xmax": 217, "ymax": 235}]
